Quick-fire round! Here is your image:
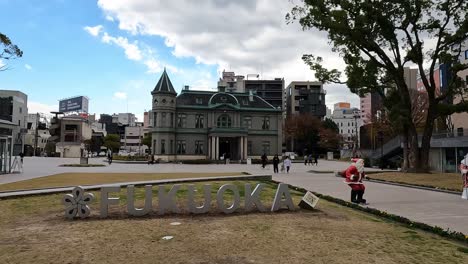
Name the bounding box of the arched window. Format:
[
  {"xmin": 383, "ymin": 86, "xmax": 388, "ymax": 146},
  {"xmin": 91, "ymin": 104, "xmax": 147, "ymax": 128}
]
[{"xmin": 217, "ymin": 115, "xmax": 232, "ymax": 128}]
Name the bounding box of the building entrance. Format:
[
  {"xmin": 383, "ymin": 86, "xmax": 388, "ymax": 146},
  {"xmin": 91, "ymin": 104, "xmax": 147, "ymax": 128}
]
[
  {"xmin": 0, "ymin": 137, "xmax": 12, "ymax": 174},
  {"xmin": 219, "ymin": 137, "xmax": 240, "ymax": 160}
]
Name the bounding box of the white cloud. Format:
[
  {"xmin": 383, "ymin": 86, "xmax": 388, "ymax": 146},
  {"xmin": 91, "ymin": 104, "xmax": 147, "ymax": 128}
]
[
  {"xmin": 144, "ymin": 58, "xmax": 162, "ymax": 73},
  {"xmin": 113, "ymin": 91, "xmax": 128, "ymax": 100},
  {"xmin": 101, "ymin": 32, "xmax": 142, "ymax": 61},
  {"xmin": 83, "ymin": 25, "xmax": 104, "ymax": 37},
  {"xmin": 105, "ymin": 15, "xmax": 114, "ymax": 22},
  {"xmin": 96, "ymin": 0, "xmax": 357, "ymax": 106},
  {"xmin": 25, "ymin": 64, "xmax": 32, "ymax": 70},
  {"xmin": 28, "ymin": 101, "xmax": 58, "ymax": 116}
]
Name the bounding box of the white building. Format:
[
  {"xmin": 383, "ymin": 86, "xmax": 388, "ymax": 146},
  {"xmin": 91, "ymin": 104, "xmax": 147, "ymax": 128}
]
[
  {"xmin": 330, "ymin": 104, "xmax": 362, "ymax": 149},
  {"xmin": 25, "ymin": 113, "xmax": 50, "ymax": 156},
  {"xmin": 112, "ymin": 113, "xmax": 136, "ymax": 126},
  {"xmin": 0, "ymin": 90, "xmax": 28, "ymax": 154},
  {"xmin": 121, "ymin": 123, "xmax": 147, "ymax": 154}
]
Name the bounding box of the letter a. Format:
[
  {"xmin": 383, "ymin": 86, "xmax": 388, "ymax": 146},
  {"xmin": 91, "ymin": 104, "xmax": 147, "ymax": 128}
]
[{"xmin": 271, "ymin": 183, "xmax": 295, "ymax": 211}]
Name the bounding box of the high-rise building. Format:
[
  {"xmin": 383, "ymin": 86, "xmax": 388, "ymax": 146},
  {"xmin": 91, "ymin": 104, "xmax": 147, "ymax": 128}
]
[
  {"xmin": 285, "ymin": 81, "xmax": 326, "ymax": 119},
  {"xmin": 217, "ymin": 71, "xmax": 284, "ymax": 110},
  {"xmin": 360, "ymin": 92, "xmax": 382, "ymax": 125}
]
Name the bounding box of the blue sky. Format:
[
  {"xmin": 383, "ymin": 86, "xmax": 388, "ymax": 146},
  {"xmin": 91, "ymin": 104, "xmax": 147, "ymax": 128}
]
[{"xmin": 0, "ymin": 0, "xmax": 359, "ymax": 120}]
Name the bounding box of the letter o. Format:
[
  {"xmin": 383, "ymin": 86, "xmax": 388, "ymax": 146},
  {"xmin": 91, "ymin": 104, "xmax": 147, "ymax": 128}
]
[{"xmin": 216, "ymin": 184, "xmax": 240, "ymax": 214}]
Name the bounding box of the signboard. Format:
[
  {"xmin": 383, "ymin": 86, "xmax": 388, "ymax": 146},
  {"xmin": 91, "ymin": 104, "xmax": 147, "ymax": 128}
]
[
  {"xmin": 299, "ymin": 191, "xmax": 320, "ymax": 210},
  {"xmin": 59, "ymin": 96, "xmax": 89, "ymax": 113}
]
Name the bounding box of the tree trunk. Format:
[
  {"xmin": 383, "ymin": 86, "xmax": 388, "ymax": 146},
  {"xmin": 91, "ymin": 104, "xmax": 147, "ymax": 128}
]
[
  {"xmin": 402, "ymin": 127, "xmax": 409, "ymax": 172},
  {"xmin": 419, "ymin": 104, "xmax": 437, "ymax": 172}
]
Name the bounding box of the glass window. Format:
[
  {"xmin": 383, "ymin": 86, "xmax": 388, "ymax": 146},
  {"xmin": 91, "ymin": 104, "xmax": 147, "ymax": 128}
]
[
  {"xmin": 153, "ymin": 112, "xmax": 157, "ymax": 127},
  {"xmin": 196, "ymin": 98, "xmax": 203, "ymax": 104},
  {"xmin": 195, "ymin": 140, "xmax": 204, "ymax": 154},
  {"xmin": 465, "ymin": 49, "xmax": 468, "ymax": 59},
  {"xmin": 177, "ymin": 140, "xmax": 186, "ymax": 154},
  {"xmin": 161, "ymin": 113, "xmax": 166, "ymax": 127},
  {"xmin": 19, "ymin": 107, "xmax": 22, "ymax": 114},
  {"xmin": 217, "ymin": 115, "xmax": 232, "ymax": 128},
  {"xmin": 262, "ymin": 141, "xmax": 270, "ymax": 155},
  {"xmin": 243, "ymin": 117, "xmax": 252, "ymax": 129},
  {"xmin": 170, "ymin": 140, "xmax": 173, "ymax": 154},
  {"xmin": 247, "ymin": 141, "xmax": 252, "ymax": 155},
  {"xmin": 177, "ymin": 114, "xmax": 187, "ymax": 128},
  {"xmin": 170, "ymin": 113, "xmax": 174, "ymax": 127},
  {"xmin": 262, "ymin": 117, "xmax": 270, "ymax": 130},
  {"xmin": 196, "ymin": 114, "xmax": 204, "ymax": 128},
  {"xmin": 161, "ymin": 139, "xmax": 165, "ymax": 154}
]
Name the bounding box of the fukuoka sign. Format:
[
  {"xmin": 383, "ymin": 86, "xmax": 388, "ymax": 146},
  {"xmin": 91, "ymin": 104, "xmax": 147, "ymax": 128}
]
[{"xmin": 62, "ymin": 183, "xmax": 300, "ymax": 219}]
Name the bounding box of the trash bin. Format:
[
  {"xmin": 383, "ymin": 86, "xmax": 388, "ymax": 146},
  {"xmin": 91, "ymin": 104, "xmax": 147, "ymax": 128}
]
[
  {"xmin": 80, "ymin": 157, "xmax": 89, "ymax": 165},
  {"xmin": 327, "ymin": 152, "xmax": 333, "ymax": 160},
  {"xmin": 247, "ymin": 157, "xmax": 252, "ymax": 165}
]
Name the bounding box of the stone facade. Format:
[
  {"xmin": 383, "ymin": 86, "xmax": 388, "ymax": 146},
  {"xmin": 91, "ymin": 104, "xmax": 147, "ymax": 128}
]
[{"xmin": 150, "ymin": 70, "xmax": 283, "ymax": 161}]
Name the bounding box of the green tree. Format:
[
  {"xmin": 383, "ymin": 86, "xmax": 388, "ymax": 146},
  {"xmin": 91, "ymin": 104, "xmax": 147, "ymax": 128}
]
[
  {"xmin": 1, "ymin": 33, "xmax": 23, "ymax": 71},
  {"xmin": 103, "ymin": 134, "xmax": 120, "ymax": 153},
  {"xmin": 288, "ymin": 0, "xmax": 468, "ymax": 172},
  {"xmin": 142, "ymin": 133, "xmax": 152, "ymax": 152},
  {"xmin": 322, "ymin": 118, "xmax": 339, "ymax": 133}
]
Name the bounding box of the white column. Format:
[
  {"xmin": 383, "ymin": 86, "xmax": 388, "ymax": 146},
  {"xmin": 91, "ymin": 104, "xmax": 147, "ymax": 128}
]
[
  {"xmin": 215, "ymin": 137, "xmax": 219, "ymax": 160},
  {"xmin": 208, "ymin": 137, "xmax": 210, "ymax": 159},
  {"xmin": 244, "ymin": 136, "xmax": 248, "ymax": 159},
  {"xmin": 212, "ymin": 137, "xmax": 216, "ymax": 160},
  {"xmin": 240, "ymin": 137, "xmax": 244, "ymax": 161}
]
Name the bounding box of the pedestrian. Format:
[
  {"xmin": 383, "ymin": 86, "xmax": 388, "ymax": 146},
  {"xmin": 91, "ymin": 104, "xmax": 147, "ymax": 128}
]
[
  {"xmin": 19, "ymin": 152, "xmax": 24, "ymax": 164},
  {"xmin": 304, "ymin": 155, "xmax": 308, "ymax": 166},
  {"xmin": 273, "ymin": 154, "xmax": 280, "ymax": 173},
  {"xmin": 261, "ymin": 153, "xmax": 268, "ymax": 169},
  {"xmin": 308, "ymin": 154, "xmax": 313, "ymax": 165},
  {"xmin": 107, "ymin": 150, "xmax": 113, "ymax": 165},
  {"xmin": 314, "ymin": 153, "xmax": 318, "ymax": 166},
  {"xmin": 284, "ymin": 156, "xmax": 292, "ymax": 173}
]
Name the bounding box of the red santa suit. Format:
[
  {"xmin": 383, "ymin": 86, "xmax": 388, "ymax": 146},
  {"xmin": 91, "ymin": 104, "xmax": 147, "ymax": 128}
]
[
  {"xmin": 344, "ymin": 162, "xmax": 366, "ymax": 191},
  {"xmin": 343, "ymin": 158, "xmax": 367, "ymax": 204}
]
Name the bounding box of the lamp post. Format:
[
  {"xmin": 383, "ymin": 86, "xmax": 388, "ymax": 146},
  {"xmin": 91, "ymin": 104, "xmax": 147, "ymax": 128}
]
[
  {"xmin": 352, "ymin": 109, "xmax": 360, "ymax": 157},
  {"xmin": 377, "ymin": 131, "xmax": 384, "ymax": 170}
]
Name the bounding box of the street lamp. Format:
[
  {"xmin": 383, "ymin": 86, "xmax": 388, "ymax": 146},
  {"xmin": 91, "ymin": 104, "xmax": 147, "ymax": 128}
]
[
  {"xmin": 377, "ymin": 131, "xmax": 384, "ymax": 170},
  {"xmin": 352, "ymin": 109, "xmax": 360, "ymax": 157}
]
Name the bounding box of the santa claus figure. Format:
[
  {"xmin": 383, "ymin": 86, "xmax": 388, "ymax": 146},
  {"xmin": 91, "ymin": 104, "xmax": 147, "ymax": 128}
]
[
  {"xmin": 344, "ymin": 158, "xmax": 367, "ymax": 204},
  {"xmin": 460, "ymin": 154, "xmax": 468, "ymax": 200}
]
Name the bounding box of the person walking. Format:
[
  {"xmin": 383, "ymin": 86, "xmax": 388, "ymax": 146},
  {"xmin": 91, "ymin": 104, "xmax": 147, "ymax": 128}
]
[
  {"xmin": 314, "ymin": 153, "xmax": 319, "ymax": 166},
  {"xmin": 19, "ymin": 152, "xmax": 24, "ymax": 164},
  {"xmin": 273, "ymin": 154, "xmax": 280, "ymax": 173},
  {"xmin": 107, "ymin": 150, "xmax": 113, "ymax": 165},
  {"xmin": 304, "ymin": 155, "xmax": 308, "ymax": 166},
  {"xmin": 261, "ymin": 153, "xmax": 268, "ymax": 169},
  {"xmin": 308, "ymin": 154, "xmax": 313, "ymax": 166},
  {"xmin": 284, "ymin": 156, "xmax": 292, "ymax": 173}
]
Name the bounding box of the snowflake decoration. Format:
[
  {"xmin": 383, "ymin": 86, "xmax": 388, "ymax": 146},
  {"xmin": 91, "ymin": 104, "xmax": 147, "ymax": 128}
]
[{"xmin": 62, "ymin": 186, "xmax": 94, "ymax": 219}]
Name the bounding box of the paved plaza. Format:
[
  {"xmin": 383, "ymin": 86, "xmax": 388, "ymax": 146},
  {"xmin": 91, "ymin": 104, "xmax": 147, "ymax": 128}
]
[{"xmin": 1, "ymin": 157, "xmax": 467, "ymax": 234}]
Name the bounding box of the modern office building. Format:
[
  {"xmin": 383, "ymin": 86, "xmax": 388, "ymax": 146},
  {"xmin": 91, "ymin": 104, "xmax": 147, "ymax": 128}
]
[
  {"xmin": 360, "ymin": 92, "xmax": 382, "ymax": 125},
  {"xmin": 150, "ymin": 69, "xmax": 283, "ymax": 161},
  {"xmin": 0, "ymin": 90, "xmax": 28, "ymax": 155},
  {"xmin": 285, "ymin": 81, "xmax": 327, "ymax": 119},
  {"xmin": 217, "ymin": 71, "xmax": 284, "ymax": 110}
]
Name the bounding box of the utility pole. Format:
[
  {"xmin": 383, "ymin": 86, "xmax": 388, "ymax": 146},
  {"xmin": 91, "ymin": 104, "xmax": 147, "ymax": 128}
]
[{"xmin": 33, "ymin": 113, "xmax": 40, "ymax": 156}]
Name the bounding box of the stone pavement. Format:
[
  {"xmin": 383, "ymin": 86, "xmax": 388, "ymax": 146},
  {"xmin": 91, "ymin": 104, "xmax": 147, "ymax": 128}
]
[{"xmin": 1, "ymin": 157, "xmax": 467, "ymax": 234}]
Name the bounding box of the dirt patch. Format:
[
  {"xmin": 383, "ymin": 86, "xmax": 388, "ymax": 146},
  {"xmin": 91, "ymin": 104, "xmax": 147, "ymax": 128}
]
[
  {"xmin": 0, "ymin": 172, "xmax": 244, "ymax": 192},
  {"xmin": 0, "ymin": 181, "xmax": 467, "ymax": 264},
  {"xmin": 369, "ymin": 172, "xmax": 463, "ymax": 191}
]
